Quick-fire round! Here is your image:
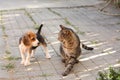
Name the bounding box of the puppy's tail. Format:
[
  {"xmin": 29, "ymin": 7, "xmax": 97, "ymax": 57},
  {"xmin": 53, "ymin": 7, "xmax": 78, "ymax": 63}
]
[{"xmin": 37, "ymin": 24, "xmax": 43, "ymax": 34}]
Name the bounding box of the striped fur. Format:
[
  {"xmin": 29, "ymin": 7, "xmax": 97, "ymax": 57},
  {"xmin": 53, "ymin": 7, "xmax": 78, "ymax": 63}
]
[
  {"xmin": 82, "ymin": 44, "xmax": 94, "ymax": 50},
  {"xmin": 58, "ymin": 25, "xmax": 94, "ymax": 76}
]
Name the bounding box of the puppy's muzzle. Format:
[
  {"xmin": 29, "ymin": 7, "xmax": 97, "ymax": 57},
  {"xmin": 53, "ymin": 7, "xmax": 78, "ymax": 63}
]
[{"xmin": 32, "ymin": 39, "xmax": 39, "ymax": 47}]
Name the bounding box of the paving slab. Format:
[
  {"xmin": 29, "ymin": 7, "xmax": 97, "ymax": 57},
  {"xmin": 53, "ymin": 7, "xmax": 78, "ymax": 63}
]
[
  {"xmin": 0, "ymin": 0, "xmax": 120, "ymax": 80},
  {"xmin": 0, "ymin": 0, "xmax": 103, "ymax": 10}
]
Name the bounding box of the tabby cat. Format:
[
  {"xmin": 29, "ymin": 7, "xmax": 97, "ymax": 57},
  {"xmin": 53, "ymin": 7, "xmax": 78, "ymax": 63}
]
[{"xmin": 58, "ymin": 25, "xmax": 94, "ymax": 76}]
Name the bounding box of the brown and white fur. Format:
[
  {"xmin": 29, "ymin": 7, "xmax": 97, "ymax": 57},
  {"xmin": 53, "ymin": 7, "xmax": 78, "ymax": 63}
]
[{"xmin": 19, "ymin": 24, "xmax": 51, "ymax": 66}]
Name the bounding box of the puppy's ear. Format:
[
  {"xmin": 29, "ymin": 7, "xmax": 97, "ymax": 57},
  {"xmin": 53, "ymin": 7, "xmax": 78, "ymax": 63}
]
[{"xmin": 23, "ymin": 35, "xmax": 31, "ymax": 46}]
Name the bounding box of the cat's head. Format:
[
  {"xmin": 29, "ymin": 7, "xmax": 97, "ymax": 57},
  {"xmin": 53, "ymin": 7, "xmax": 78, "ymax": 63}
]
[{"xmin": 58, "ymin": 25, "xmax": 73, "ymax": 42}]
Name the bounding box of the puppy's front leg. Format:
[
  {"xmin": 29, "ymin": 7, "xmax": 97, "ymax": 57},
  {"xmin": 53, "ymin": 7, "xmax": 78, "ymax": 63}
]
[
  {"xmin": 25, "ymin": 52, "xmax": 31, "ymax": 66},
  {"xmin": 31, "ymin": 50, "xmax": 35, "ymax": 58},
  {"xmin": 19, "ymin": 45, "xmax": 26, "ymax": 65},
  {"xmin": 21, "ymin": 53, "xmax": 26, "ymax": 65}
]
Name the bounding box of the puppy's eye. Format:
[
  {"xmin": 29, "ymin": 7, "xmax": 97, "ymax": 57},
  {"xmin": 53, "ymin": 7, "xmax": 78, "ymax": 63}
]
[{"xmin": 31, "ymin": 38, "xmax": 35, "ymax": 41}]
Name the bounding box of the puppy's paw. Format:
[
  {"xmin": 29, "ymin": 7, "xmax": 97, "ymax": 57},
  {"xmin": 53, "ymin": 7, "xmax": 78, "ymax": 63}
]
[
  {"xmin": 24, "ymin": 61, "xmax": 31, "ymax": 66},
  {"xmin": 31, "ymin": 54, "xmax": 35, "ymax": 58},
  {"xmin": 46, "ymin": 54, "xmax": 51, "ymax": 59},
  {"xmin": 21, "ymin": 60, "xmax": 25, "ymax": 64}
]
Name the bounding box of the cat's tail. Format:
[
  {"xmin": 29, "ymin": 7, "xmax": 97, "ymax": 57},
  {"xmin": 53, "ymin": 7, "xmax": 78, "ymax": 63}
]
[{"xmin": 82, "ymin": 44, "xmax": 94, "ymax": 50}]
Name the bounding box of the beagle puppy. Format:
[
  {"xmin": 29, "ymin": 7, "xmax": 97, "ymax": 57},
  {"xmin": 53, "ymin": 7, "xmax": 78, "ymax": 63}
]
[{"xmin": 19, "ymin": 24, "xmax": 51, "ymax": 66}]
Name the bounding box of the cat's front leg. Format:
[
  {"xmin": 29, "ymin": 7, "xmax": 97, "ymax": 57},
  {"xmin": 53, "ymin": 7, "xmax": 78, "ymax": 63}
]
[
  {"xmin": 65, "ymin": 58, "xmax": 70, "ymax": 67},
  {"xmin": 61, "ymin": 59, "xmax": 66, "ymax": 63}
]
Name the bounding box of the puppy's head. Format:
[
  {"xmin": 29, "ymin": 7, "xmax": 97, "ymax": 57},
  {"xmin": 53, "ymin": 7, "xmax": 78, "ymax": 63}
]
[{"xmin": 22, "ymin": 31, "xmax": 39, "ymax": 47}]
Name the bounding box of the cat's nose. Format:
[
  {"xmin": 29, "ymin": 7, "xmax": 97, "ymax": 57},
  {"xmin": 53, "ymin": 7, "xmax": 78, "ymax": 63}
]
[
  {"xmin": 58, "ymin": 38, "xmax": 62, "ymax": 42},
  {"xmin": 58, "ymin": 37, "xmax": 60, "ymax": 40}
]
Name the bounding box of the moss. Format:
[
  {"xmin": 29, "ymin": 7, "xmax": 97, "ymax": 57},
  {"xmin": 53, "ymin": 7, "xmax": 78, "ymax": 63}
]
[{"xmin": 2, "ymin": 63, "xmax": 15, "ymax": 71}]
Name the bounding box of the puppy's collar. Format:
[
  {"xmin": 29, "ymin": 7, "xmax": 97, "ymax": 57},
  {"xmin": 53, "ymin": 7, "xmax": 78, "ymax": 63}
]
[{"xmin": 31, "ymin": 46, "xmax": 38, "ymax": 49}]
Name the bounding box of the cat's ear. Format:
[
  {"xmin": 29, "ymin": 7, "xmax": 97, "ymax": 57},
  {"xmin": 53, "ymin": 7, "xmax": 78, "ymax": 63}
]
[{"xmin": 60, "ymin": 25, "xmax": 65, "ymax": 30}]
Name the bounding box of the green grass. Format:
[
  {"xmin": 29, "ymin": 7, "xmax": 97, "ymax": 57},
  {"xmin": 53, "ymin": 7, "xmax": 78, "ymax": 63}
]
[
  {"xmin": 64, "ymin": 18, "xmax": 73, "ymax": 26},
  {"xmin": 116, "ymin": 38, "xmax": 120, "ymax": 41},
  {"xmin": 47, "ymin": 8, "xmax": 85, "ymax": 35},
  {"xmin": 1, "ymin": 20, "xmax": 8, "ymax": 38},
  {"xmin": 47, "ymin": 8, "xmax": 62, "ymax": 17},
  {"xmin": 4, "ymin": 56, "xmax": 19, "ymax": 61},
  {"xmin": 2, "ymin": 63, "xmax": 15, "ymax": 71},
  {"xmin": 24, "ymin": 9, "xmax": 37, "ymax": 25},
  {"xmin": 114, "ymin": 0, "xmax": 120, "ymax": 7},
  {"xmin": 77, "ymin": 31, "xmax": 85, "ymax": 35},
  {"xmin": 117, "ymin": 60, "xmax": 120, "ymax": 63},
  {"xmin": 34, "ymin": 24, "xmax": 40, "ymax": 29},
  {"xmin": 4, "ymin": 56, "xmax": 15, "ymax": 61},
  {"xmin": 5, "ymin": 50, "xmax": 11, "ymax": 54},
  {"xmin": 97, "ymin": 67, "xmax": 120, "ymax": 80},
  {"xmin": 91, "ymin": 40, "xmax": 100, "ymax": 44},
  {"xmin": 1, "ymin": 26, "xmax": 5, "ymax": 31},
  {"xmin": 40, "ymin": 73, "xmax": 53, "ymax": 77},
  {"xmin": 3, "ymin": 34, "xmax": 8, "ymax": 38}
]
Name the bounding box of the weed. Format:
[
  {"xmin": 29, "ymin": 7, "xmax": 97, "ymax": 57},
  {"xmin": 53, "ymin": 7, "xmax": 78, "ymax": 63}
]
[
  {"xmin": 4, "ymin": 56, "xmax": 17, "ymax": 61},
  {"xmin": 3, "ymin": 51, "xmax": 20, "ymax": 61},
  {"xmin": 24, "ymin": 9, "xmax": 36, "ymax": 25},
  {"xmin": 64, "ymin": 18, "xmax": 73, "ymax": 26},
  {"xmin": 116, "ymin": 22, "xmax": 120, "ymax": 25},
  {"xmin": 116, "ymin": 38, "xmax": 120, "ymax": 41},
  {"xmin": 3, "ymin": 63, "xmax": 15, "ymax": 71},
  {"xmin": 3, "ymin": 34, "xmax": 8, "ymax": 38},
  {"xmin": 77, "ymin": 31, "xmax": 85, "ymax": 35},
  {"xmin": 48, "ymin": 8, "xmax": 61, "ymax": 17},
  {"xmin": 114, "ymin": 0, "xmax": 120, "ymax": 8},
  {"xmin": 96, "ymin": 67, "xmax": 120, "ymax": 80},
  {"xmin": 91, "ymin": 40, "xmax": 100, "ymax": 44},
  {"xmin": 14, "ymin": 57, "xmax": 21, "ymax": 60},
  {"xmin": 117, "ymin": 60, "xmax": 120, "ymax": 63},
  {"xmin": 34, "ymin": 24, "xmax": 40, "ymax": 29},
  {"xmin": 40, "ymin": 73, "xmax": 53, "ymax": 77},
  {"xmin": 2, "ymin": 26, "xmax": 5, "ymax": 31},
  {"xmin": 47, "ymin": 8, "xmax": 85, "ymax": 35},
  {"xmin": 5, "ymin": 50, "xmax": 11, "ymax": 54}
]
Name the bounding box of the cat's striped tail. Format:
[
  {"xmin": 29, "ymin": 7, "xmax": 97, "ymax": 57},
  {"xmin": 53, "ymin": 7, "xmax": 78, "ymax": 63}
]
[{"xmin": 82, "ymin": 44, "xmax": 94, "ymax": 50}]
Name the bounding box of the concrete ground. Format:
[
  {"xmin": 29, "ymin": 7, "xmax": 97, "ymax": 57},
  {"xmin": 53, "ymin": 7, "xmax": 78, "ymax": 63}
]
[{"xmin": 0, "ymin": 0, "xmax": 120, "ymax": 80}]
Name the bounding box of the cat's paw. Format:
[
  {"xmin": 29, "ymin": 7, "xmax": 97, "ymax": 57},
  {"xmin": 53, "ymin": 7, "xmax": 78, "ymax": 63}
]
[
  {"xmin": 62, "ymin": 72, "xmax": 68, "ymax": 76},
  {"xmin": 65, "ymin": 63, "xmax": 68, "ymax": 67},
  {"xmin": 61, "ymin": 59, "xmax": 66, "ymax": 63},
  {"xmin": 46, "ymin": 54, "xmax": 51, "ymax": 59},
  {"xmin": 75, "ymin": 60, "xmax": 79, "ymax": 63}
]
